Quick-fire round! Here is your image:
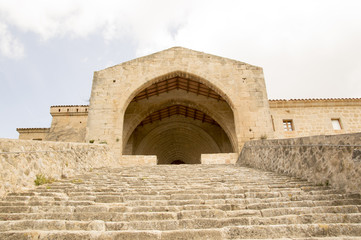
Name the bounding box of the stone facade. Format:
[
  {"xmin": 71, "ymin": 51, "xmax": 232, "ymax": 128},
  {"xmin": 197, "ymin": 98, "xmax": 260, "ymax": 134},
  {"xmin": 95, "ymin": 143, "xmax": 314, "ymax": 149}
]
[
  {"xmin": 237, "ymin": 132, "xmax": 361, "ymax": 194},
  {"xmin": 46, "ymin": 105, "xmax": 88, "ymax": 142},
  {"xmin": 270, "ymin": 99, "xmax": 361, "ymax": 139},
  {"xmin": 17, "ymin": 128, "xmax": 49, "ymax": 141},
  {"xmin": 86, "ymin": 47, "xmax": 273, "ymax": 163},
  {"xmin": 0, "ymin": 138, "xmax": 118, "ymax": 198},
  {"xmin": 16, "ymin": 47, "xmax": 361, "ymax": 165}
]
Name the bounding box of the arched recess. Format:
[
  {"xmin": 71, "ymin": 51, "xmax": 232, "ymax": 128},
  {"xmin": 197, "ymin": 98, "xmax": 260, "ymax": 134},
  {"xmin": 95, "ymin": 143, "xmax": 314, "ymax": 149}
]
[
  {"xmin": 122, "ymin": 71, "xmax": 237, "ymax": 163},
  {"xmin": 121, "ymin": 71, "xmax": 236, "ymax": 117},
  {"xmin": 123, "ymin": 99, "xmax": 237, "ymax": 152},
  {"xmin": 134, "ymin": 121, "xmax": 222, "ymax": 164}
]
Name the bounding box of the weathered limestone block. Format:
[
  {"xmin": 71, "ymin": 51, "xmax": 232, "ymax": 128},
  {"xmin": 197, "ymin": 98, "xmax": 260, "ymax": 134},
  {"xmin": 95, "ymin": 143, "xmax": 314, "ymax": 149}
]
[
  {"xmin": 120, "ymin": 155, "xmax": 157, "ymax": 166},
  {"xmin": 201, "ymin": 153, "xmax": 238, "ymax": 164}
]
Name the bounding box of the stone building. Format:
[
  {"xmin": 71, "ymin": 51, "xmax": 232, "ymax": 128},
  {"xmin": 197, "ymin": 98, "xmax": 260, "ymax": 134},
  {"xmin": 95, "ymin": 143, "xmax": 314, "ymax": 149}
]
[{"xmin": 17, "ymin": 47, "xmax": 361, "ymax": 164}]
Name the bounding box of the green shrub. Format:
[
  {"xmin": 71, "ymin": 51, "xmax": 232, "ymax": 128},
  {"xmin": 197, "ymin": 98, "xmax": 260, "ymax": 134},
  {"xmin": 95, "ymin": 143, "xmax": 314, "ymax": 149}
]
[{"xmin": 34, "ymin": 174, "xmax": 55, "ymax": 186}]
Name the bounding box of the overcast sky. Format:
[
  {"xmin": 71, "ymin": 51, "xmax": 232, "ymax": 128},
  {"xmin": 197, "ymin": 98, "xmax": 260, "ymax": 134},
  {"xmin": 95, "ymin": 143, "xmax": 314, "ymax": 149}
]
[{"xmin": 1, "ymin": 0, "xmax": 361, "ymax": 139}]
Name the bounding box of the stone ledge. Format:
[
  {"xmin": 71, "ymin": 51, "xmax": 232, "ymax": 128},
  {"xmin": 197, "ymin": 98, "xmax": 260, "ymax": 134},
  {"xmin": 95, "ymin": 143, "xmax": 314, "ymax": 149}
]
[
  {"xmin": 201, "ymin": 153, "xmax": 238, "ymax": 164},
  {"xmin": 120, "ymin": 155, "xmax": 158, "ymax": 166}
]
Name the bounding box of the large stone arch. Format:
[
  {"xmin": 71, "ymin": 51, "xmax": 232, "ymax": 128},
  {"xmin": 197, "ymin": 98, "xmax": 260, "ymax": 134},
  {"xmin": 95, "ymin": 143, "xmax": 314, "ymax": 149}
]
[
  {"xmin": 86, "ymin": 47, "xmax": 274, "ymax": 162},
  {"xmin": 123, "ymin": 97, "xmax": 237, "ymax": 152},
  {"xmin": 122, "ymin": 71, "xmax": 236, "ymax": 114},
  {"xmin": 122, "ymin": 71, "xmax": 237, "ymax": 163}
]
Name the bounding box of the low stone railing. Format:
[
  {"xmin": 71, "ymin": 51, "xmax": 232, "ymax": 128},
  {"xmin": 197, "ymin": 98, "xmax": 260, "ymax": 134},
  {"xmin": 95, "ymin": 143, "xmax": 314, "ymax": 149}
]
[
  {"xmin": 237, "ymin": 133, "xmax": 361, "ymax": 194},
  {"xmin": 120, "ymin": 155, "xmax": 158, "ymax": 166},
  {"xmin": 201, "ymin": 153, "xmax": 238, "ymax": 164},
  {"xmin": 0, "ymin": 139, "xmax": 120, "ymax": 198}
]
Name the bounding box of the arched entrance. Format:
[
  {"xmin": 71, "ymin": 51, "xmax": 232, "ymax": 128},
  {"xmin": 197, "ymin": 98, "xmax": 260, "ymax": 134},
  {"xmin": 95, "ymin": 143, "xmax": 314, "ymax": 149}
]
[
  {"xmin": 122, "ymin": 72, "xmax": 236, "ymax": 164},
  {"xmin": 86, "ymin": 48, "xmax": 275, "ymax": 163}
]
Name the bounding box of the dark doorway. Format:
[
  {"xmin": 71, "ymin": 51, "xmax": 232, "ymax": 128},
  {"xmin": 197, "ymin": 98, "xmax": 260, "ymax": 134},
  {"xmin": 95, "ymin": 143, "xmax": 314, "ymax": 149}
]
[{"xmin": 171, "ymin": 160, "xmax": 186, "ymax": 164}]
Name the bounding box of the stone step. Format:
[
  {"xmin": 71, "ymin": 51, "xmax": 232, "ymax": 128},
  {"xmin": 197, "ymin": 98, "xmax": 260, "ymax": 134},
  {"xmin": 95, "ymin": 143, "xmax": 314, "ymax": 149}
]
[
  {"xmin": 0, "ymin": 200, "xmax": 94, "ymax": 207},
  {"xmin": 246, "ymin": 199, "xmax": 361, "ymax": 210},
  {"xmin": 1, "ymin": 213, "xmax": 361, "ymax": 232},
  {"xmin": 1, "ymin": 164, "xmax": 360, "ymax": 239},
  {"xmin": 1, "ymin": 198, "xmax": 359, "ymax": 215},
  {"xmin": 260, "ymin": 205, "xmax": 360, "ymax": 217},
  {"xmin": 1, "ymin": 204, "xmax": 360, "ymax": 222},
  {"xmin": 224, "ymin": 224, "xmax": 361, "ymax": 239},
  {"xmin": 13, "ymin": 186, "xmax": 342, "ymax": 195},
  {"xmin": 0, "ymin": 211, "xmax": 178, "ymax": 221},
  {"xmin": 2, "ymin": 194, "xmax": 357, "ymax": 210},
  {"xmin": 1, "ymin": 224, "xmax": 361, "ymax": 240}
]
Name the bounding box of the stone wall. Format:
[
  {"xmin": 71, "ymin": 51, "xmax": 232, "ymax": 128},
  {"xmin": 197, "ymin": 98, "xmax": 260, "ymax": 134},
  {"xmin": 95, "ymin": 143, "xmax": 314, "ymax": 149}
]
[
  {"xmin": 17, "ymin": 128, "xmax": 50, "ymax": 141},
  {"xmin": 201, "ymin": 153, "xmax": 238, "ymax": 164},
  {"xmin": 270, "ymin": 99, "xmax": 361, "ymax": 139},
  {"xmin": 0, "ymin": 139, "xmax": 118, "ymax": 198},
  {"xmin": 120, "ymin": 155, "xmax": 158, "ymax": 166},
  {"xmin": 237, "ymin": 133, "xmax": 361, "ymax": 194},
  {"xmin": 45, "ymin": 105, "xmax": 88, "ymax": 142}
]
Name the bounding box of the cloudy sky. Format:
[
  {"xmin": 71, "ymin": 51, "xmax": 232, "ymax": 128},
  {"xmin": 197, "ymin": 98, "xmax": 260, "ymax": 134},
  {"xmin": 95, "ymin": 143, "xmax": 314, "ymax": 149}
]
[{"xmin": 1, "ymin": 0, "xmax": 360, "ymax": 139}]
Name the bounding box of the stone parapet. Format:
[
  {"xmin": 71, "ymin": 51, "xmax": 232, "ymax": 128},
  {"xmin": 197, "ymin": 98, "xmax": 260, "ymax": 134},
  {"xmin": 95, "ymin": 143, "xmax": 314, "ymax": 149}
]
[
  {"xmin": 0, "ymin": 139, "xmax": 119, "ymax": 198},
  {"xmin": 269, "ymin": 98, "xmax": 361, "ymax": 108},
  {"xmin": 201, "ymin": 153, "xmax": 238, "ymax": 164},
  {"xmin": 237, "ymin": 133, "xmax": 361, "ymax": 194},
  {"xmin": 16, "ymin": 128, "xmax": 50, "ymax": 141},
  {"xmin": 16, "ymin": 128, "xmax": 50, "ymax": 133},
  {"xmin": 50, "ymin": 105, "xmax": 89, "ymax": 116},
  {"xmin": 120, "ymin": 155, "xmax": 158, "ymax": 166}
]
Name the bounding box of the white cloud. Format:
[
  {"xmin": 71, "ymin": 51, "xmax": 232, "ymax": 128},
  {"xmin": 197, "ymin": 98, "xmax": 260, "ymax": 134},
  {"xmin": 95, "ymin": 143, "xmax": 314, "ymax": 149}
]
[
  {"xmin": 0, "ymin": 0, "xmax": 191, "ymax": 42},
  {"xmin": 0, "ymin": 0, "xmax": 360, "ymax": 97},
  {"xmin": 171, "ymin": 0, "xmax": 361, "ymax": 98},
  {"xmin": 0, "ymin": 22, "xmax": 24, "ymax": 59}
]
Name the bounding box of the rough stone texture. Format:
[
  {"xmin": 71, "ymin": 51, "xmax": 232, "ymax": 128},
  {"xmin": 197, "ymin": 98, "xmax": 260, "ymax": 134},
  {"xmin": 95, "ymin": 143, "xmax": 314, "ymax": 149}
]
[
  {"xmin": 201, "ymin": 153, "xmax": 238, "ymax": 164},
  {"xmin": 120, "ymin": 155, "xmax": 157, "ymax": 166},
  {"xmin": 86, "ymin": 47, "xmax": 274, "ymax": 162},
  {"xmin": 237, "ymin": 132, "xmax": 361, "ymax": 194},
  {"xmin": 1, "ymin": 164, "xmax": 360, "ymax": 239},
  {"xmin": 0, "ymin": 138, "xmax": 118, "ymax": 198}
]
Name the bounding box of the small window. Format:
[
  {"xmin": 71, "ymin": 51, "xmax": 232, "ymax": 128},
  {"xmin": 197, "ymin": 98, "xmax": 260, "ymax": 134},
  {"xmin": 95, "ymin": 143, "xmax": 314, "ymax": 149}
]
[
  {"xmin": 283, "ymin": 120, "xmax": 294, "ymax": 131},
  {"xmin": 331, "ymin": 118, "xmax": 342, "ymax": 130},
  {"xmin": 58, "ymin": 109, "xmax": 61, "ymax": 112}
]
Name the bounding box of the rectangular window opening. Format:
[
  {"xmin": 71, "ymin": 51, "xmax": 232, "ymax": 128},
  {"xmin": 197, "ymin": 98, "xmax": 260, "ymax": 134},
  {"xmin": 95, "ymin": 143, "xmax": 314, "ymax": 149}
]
[
  {"xmin": 331, "ymin": 118, "xmax": 342, "ymax": 130},
  {"xmin": 283, "ymin": 119, "xmax": 294, "ymax": 131}
]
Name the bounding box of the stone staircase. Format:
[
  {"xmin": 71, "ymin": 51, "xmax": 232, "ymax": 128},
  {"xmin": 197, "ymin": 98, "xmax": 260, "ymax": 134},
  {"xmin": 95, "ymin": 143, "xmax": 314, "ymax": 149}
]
[{"xmin": 0, "ymin": 164, "xmax": 361, "ymax": 239}]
